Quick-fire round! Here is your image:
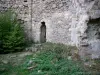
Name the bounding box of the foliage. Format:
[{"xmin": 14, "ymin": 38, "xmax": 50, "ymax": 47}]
[
  {"xmin": 0, "ymin": 43, "xmax": 94, "ymax": 75},
  {"xmin": 0, "ymin": 10, "xmax": 26, "ymax": 53},
  {"xmin": 22, "ymin": 43, "xmax": 88, "ymax": 75}
]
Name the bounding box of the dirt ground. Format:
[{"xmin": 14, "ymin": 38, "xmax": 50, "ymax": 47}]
[{"xmin": 0, "ymin": 51, "xmax": 33, "ymax": 71}]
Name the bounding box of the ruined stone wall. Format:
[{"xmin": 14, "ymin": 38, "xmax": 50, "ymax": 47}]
[
  {"xmin": 31, "ymin": 0, "xmax": 100, "ymax": 59},
  {"xmin": 76, "ymin": 0, "xmax": 100, "ymax": 59},
  {"xmin": 31, "ymin": 0, "xmax": 94, "ymax": 46},
  {"xmin": 32, "ymin": 0, "xmax": 76, "ymax": 45},
  {"xmin": 0, "ymin": 0, "xmax": 100, "ymax": 59}
]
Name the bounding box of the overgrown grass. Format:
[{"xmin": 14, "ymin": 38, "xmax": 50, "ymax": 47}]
[{"xmin": 0, "ymin": 43, "xmax": 92, "ymax": 75}]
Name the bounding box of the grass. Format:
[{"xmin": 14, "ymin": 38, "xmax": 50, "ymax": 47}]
[{"xmin": 0, "ymin": 43, "xmax": 94, "ymax": 75}]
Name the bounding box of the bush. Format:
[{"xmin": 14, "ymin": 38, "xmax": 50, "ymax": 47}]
[{"xmin": 0, "ymin": 10, "xmax": 26, "ymax": 53}]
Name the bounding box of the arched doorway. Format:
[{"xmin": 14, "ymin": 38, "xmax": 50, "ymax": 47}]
[{"xmin": 40, "ymin": 22, "xmax": 46, "ymax": 43}]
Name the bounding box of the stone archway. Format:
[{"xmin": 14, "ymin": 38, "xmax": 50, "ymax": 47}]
[{"xmin": 40, "ymin": 22, "xmax": 46, "ymax": 43}]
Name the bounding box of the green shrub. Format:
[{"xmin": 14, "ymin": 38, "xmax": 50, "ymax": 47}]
[{"xmin": 0, "ymin": 10, "xmax": 26, "ymax": 53}]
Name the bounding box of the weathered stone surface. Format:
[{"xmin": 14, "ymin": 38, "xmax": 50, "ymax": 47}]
[{"xmin": 0, "ymin": 0, "xmax": 100, "ymax": 59}]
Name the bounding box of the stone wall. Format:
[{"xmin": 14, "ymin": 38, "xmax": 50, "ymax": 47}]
[
  {"xmin": 0, "ymin": 0, "xmax": 100, "ymax": 59},
  {"xmin": 32, "ymin": 0, "xmax": 77, "ymax": 45},
  {"xmin": 77, "ymin": 0, "xmax": 100, "ymax": 59}
]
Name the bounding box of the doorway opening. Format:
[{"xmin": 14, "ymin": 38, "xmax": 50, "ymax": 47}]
[
  {"xmin": 86, "ymin": 18, "xmax": 100, "ymax": 56},
  {"xmin": 40, "ymin": 22, "xmax": 46, "ymax": 43}
]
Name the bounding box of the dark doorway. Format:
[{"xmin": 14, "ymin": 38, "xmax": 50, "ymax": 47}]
[{"xmin": 40, "ymin": 22, "xmax": 46, "ymax": 43}]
